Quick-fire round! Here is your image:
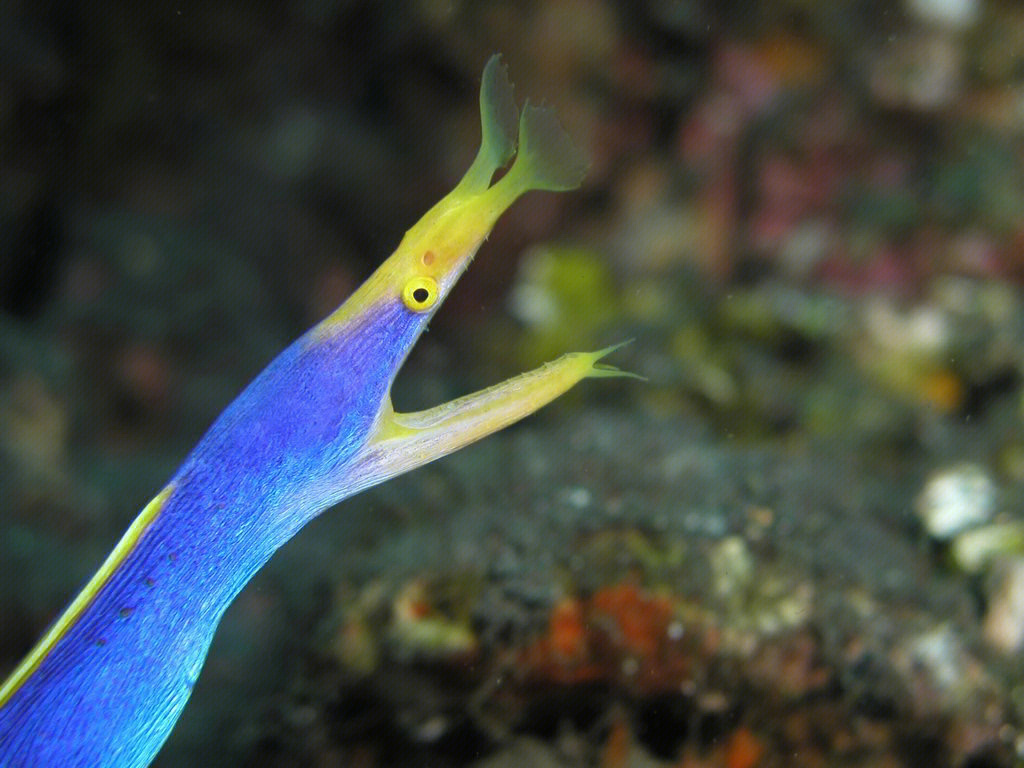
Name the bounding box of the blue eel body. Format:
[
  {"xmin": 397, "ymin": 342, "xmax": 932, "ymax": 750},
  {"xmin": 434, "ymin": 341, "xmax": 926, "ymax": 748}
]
[
  {"xmin": 1, "ymin": 307, "xmax": 420, "ymax": 766},
  {"xmin": 0, "ymin": 56, "xmax": 626, "ymax": 767}
]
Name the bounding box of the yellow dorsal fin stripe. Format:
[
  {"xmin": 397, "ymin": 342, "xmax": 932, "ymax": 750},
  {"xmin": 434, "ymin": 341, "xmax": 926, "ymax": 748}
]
[{"xmin": 0, "ymin": 484, "xmax": 176, "ymax": 706}]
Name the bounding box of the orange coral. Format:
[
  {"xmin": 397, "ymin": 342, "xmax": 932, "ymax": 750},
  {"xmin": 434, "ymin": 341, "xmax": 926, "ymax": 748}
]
[
  {"xmin": 520, "ymin": 582, "xmax": 690, "ymax": 693},
  {"xmin": 724, "ymin": 727, "xmax": 765, "ymax": 768},
  {"xmin": 600, "ymin": 710, "xmax": 632, "ymax": 768},
  {"xmin": 591, "ymin": 583, "xmax": 674, "ymax": 659},
  {"xmin": 549, "ymin": 597, "xmax": 588, "ymax": 660}
]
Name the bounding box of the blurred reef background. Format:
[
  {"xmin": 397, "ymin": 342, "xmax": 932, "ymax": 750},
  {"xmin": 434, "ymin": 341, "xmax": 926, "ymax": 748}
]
[{"xmin": 4, "ymin": 0, "xmax": 1024, "ymax": 766}]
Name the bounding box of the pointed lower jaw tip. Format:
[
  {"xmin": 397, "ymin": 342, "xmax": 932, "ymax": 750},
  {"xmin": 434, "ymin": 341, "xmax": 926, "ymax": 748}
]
[{"xmin": 583, "ymin": 340, "xmax": 645, "ymax": 381}]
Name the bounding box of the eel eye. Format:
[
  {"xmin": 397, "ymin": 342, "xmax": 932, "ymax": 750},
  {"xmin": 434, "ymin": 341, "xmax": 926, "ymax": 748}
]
[{"xmin": 401, "ymin": 276, "xmax": 439, "ymax": 312}]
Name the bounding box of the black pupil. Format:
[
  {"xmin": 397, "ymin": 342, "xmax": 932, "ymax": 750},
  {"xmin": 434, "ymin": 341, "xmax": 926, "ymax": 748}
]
[{"xmin": 412, "ymin": 287, "xmax": 430, "ymax": 304}]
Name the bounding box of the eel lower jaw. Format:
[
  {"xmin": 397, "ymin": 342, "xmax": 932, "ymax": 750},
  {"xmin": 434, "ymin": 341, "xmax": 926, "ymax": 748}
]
[{"xmin": 342, "ymin": 344, "xmax": 636, "ymax": 494}]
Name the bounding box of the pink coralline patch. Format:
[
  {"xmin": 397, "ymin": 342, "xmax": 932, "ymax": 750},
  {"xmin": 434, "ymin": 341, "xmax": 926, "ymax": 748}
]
[
  {"xmin": 749, "ymin": 155, "xmax": 812, "ymax": 251},
  {"xmin": 805, "ymin": 146, "xmax": 847, "ymax": 199},
  {"xmin": 674, "ymin": 37, "xmax": 836, "ymax": 280},
  {"xmin": 714, "ymin": 35, "xmax": 828, "ymax": 120},
  {"xmin": 867, "ymin": 153, "xmax": 911, "ymax": 188},
  {"xmin": 816, "ymin": 246, "xmax": 920, "ymax": 295},
  {"xmin": 714, "ymin": 43, "xmax": 783, "ymax": 118},
  {"xmin": 862, "ymin": 245, "xmax": 918, "ymax": 289},
  {"xmin": 676, "ymin": 95, "xmax": 743, "ymax": 279},
  {"xmin": 699, "ymin": 165, "xmax": 740, "ymax": 280},
  {"xmin": 949, "ymin": 230, "xmax": 1005, "ymax": 277},
  {"xmin": 815, "ymin": 223, "xmax": 963, "ymax": 295},
  {"xmin": 760, "ymin": 155, "xmax": 814, "ymax": 212},
  {"xmin": 677, "ymin": 94, "xmax": 744, "ymax": 167},
  {"xmin": 749, "ymin": 149, "xmax": 851, "ymax": 258}
]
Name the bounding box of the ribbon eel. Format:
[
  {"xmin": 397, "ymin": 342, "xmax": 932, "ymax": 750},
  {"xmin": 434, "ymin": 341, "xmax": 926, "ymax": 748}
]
[{"xmin": 0, "ymin": 56, "xmax": 630, "ymax": 767}]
